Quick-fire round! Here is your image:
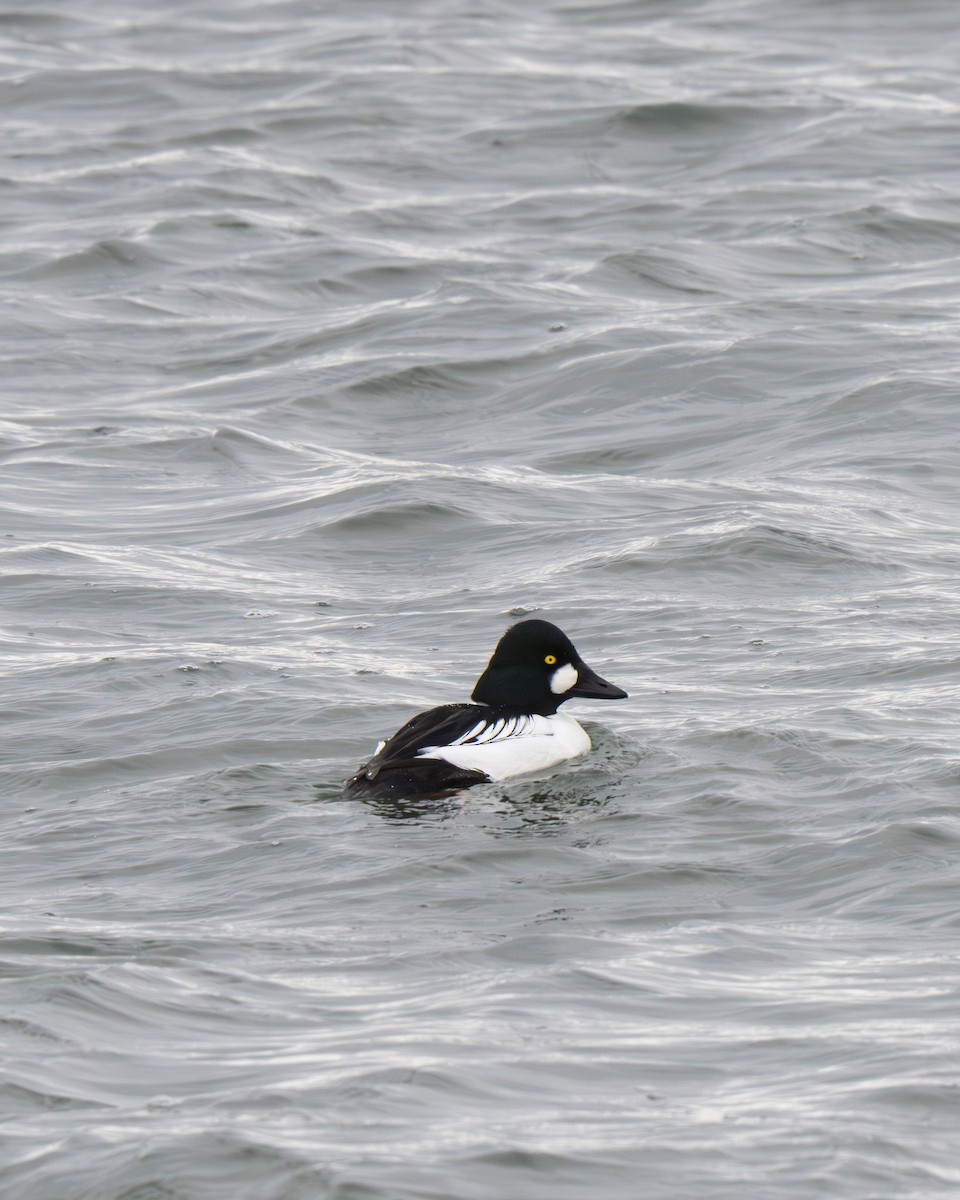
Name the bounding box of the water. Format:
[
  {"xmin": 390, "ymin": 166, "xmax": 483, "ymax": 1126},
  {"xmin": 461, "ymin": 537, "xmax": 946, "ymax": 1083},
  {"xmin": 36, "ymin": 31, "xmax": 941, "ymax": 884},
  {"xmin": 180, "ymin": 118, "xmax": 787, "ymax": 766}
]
[{"xmin": 3, "ymin": 1, "xmax": 960, "ymax": 1196}]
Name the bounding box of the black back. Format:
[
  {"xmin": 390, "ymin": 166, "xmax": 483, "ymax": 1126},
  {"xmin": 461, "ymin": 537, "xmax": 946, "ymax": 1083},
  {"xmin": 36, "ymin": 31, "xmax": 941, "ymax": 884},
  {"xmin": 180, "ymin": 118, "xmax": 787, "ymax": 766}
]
[{"xmin": 342, "ymin": 703, "xmax": 498, "ymax": 799}]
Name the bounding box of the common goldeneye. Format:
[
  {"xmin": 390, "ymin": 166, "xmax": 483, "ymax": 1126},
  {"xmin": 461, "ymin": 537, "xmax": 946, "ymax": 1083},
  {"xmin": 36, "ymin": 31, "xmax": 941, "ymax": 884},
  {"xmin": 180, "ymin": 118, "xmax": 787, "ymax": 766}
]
[{"xmin": 342, "ymin": 619, "xmax": 627, "ymax": 800}]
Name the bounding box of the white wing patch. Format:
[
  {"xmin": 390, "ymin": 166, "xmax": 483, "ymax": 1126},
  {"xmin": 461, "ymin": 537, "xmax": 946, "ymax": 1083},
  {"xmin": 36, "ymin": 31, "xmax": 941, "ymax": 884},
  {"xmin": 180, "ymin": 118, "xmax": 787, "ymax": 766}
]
[
  {"xmin": 418, "ymin": 712, "xmax": 591, "ymax": 782},
  {"xmin": 447, "ymin": 714, "xmax": 540, "ymax": 746}
]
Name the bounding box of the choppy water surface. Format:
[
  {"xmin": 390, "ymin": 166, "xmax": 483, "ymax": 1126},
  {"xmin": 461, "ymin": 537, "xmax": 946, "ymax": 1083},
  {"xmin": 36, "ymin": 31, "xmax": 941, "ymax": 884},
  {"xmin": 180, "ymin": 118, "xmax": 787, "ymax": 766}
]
[{"xmin": 3, "ymin": 1, "xmax": 960, "ymax": 1197}]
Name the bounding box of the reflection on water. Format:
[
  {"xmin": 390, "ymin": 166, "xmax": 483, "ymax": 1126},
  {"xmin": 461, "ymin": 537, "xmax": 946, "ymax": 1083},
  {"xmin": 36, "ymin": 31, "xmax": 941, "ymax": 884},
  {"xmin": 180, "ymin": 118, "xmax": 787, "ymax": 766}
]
[{"xmin": 4, "ymin": 0, "xmax": 960, "ymax": 1196}]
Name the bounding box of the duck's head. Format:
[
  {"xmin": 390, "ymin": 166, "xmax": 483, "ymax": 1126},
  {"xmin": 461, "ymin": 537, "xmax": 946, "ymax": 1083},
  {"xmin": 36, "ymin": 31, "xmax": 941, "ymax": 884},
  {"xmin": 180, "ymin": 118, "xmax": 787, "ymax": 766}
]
[{"xmin": 471, "ymin": 619, "xmax": 628, "ymax": 716}]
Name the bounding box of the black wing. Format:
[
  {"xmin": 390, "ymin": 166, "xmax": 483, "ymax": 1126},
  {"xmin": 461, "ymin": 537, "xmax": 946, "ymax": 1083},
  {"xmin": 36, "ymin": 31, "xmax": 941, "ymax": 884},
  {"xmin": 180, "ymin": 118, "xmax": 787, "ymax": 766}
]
[{"xmin": 342, "ymin": 703, "xmax": 495, "ymax": 800}]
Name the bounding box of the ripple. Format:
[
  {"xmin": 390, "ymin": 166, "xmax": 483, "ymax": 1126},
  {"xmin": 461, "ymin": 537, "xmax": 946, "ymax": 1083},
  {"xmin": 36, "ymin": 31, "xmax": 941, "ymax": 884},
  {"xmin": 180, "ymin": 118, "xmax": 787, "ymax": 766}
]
[{"xmin": 5, "ymin": 2, "xmax": 960, "ymax": 1198}]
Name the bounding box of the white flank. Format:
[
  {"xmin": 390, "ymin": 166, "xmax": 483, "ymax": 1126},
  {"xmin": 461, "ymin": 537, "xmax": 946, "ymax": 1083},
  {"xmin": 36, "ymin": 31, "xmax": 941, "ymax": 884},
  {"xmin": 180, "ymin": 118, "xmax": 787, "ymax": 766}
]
[
  {"xmin": 549, "ymin": 663, "xmax": 579, "ymax": 694},
  {"xmin": 417, "ymin": 712, "xmax": 591, "ymax": 782}
]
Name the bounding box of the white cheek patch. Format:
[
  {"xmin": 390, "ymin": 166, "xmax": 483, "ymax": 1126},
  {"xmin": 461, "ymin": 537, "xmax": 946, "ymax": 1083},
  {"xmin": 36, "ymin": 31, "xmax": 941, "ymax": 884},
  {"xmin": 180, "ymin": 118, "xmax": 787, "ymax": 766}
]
[{"xmin": 549, "ymin": 663, "xmax": 578, "ymax": 694}]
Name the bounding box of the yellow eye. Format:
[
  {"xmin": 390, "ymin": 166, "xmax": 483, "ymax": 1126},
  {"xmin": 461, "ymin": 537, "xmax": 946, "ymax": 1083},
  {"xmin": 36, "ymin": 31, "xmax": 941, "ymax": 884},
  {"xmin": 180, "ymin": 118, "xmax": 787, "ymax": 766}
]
[{"xmin": 544, "ymin": 654, "xmax": 557, "ymax": 665}]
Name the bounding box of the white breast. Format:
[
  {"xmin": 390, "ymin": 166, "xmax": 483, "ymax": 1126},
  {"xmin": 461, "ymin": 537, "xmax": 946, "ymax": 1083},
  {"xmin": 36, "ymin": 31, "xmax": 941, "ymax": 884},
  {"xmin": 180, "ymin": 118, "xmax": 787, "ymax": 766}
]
[{"xmin": 417, "ymin": 712, "xmax": 591, "ymax": 782}]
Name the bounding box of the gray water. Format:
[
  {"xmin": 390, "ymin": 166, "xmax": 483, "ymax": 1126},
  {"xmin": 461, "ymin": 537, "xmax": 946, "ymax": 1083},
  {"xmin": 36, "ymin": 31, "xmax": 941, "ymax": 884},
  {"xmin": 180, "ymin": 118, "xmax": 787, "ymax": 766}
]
[{"xmin": 3, "ymin": 1, "xmax": 960, "ymax": 1197}]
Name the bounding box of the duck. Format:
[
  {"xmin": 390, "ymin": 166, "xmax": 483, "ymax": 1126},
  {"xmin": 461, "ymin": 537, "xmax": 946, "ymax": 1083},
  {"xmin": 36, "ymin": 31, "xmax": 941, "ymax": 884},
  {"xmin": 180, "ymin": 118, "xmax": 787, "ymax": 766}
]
[{"xmin": 342, "ymin": 618, "xmax": 627, "ymax": 800}]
